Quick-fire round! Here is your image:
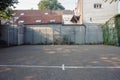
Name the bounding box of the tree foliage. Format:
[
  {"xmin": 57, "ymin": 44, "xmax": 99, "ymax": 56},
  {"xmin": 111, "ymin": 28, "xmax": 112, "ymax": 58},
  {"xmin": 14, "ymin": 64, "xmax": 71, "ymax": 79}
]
[
  {"xmin": 0, "ymin": 0, "xmax": 17, "ymax": 25},
  {"xmin": 0, "ymin": 0, "xmax": 17, "ymax": 11},
  {"xmin": 38, "ymin": 0, "xmax": 65, "ymax": 10},
  {"xmin": 0, "ymin": 8, "xmax": 14, "ymax": 20},
  {"xmin": 104, "ymin": 0, "xmax": 118, "ymax": 3}
]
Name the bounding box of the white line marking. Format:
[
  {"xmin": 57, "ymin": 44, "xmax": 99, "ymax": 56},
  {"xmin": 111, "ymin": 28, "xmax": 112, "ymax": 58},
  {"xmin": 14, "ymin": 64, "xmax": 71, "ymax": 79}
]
[
  {"xmin": 65, "ymin": 66, "xmax": 120, "ymax": 69},
  {"xmin": 62, "ymin": 64, "xmax": 65, "ymax": 70},
  {"xmin": 0, "ymin": 65, "xmax": 61, "ymax": 68},
  {"xmin": 0, "ymin": 65, "xmax": 120, "ymax": 70}
]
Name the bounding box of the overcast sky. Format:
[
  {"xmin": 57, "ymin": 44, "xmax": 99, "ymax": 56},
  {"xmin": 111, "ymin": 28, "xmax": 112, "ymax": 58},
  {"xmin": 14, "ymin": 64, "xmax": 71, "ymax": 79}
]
[
  {"xmin": 14, "ymin": 0, "xmax": 120, "ymax": 12},
  {"xmin": 118, "ymin": 1, "xmax": 120, "ymax": 13},
  {"xmin": 14, "ymin": 0, "xmax": 77, "ymax": 10}
]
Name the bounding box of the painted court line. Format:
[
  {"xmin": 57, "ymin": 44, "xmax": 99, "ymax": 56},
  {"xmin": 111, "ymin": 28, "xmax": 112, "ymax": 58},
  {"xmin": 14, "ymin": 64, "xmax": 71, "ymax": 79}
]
[
  {"xmin": 0, "ymin": 64, "xmax": 120, "ymax": 70},
  {"xmin": 0, "ymin": 65, "xmax": 61, "ymax": 68},
  {"xmin": 62, "ymin": 64, "xmax": 65, "ymax": 70}
]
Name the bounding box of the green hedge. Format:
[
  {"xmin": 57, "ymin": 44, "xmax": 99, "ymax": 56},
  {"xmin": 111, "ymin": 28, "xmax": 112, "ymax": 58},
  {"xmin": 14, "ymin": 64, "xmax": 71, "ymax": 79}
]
[
  {"xmin": 103, "ymin": 14, "xmax": 120, "ymax": 45},
  {"xmin": 115, "ymin": 15, "xmax": 120, "ymax": 40}
]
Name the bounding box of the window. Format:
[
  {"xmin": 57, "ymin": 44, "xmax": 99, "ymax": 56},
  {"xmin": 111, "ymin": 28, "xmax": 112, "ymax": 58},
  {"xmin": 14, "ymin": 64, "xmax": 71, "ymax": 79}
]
[
  {"xmin": 94, "ymin": 4, "xmax": 102, "ymax": 9},
  {"xmin": 20, "ymin": 13, "xmax": 24, "ymax": 15},
  {"xmin": 18, "ymin": 20, "xmax": 24, "ymax": 24},
  {"xmin": 44, "ymin": 13, "xmax": 48, "ymax": 15},
  {"xmin": 49, "ymin": 20, "xmax": 56, "ymax": 23},
  {"xmin": 35, "ymin": 20, "xmax": 41, "ymax": 23}
]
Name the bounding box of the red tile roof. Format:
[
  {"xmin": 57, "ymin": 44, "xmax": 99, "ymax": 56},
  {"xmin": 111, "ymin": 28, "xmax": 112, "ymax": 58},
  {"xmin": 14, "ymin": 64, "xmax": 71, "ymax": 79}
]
[
  {"xmin": 14, "ymin": 10, "xmax": 62, "ymax": 16},
  {"xmin": 16, "ymin": 15, "xmax": 62, "ymax": 25},
  {"xmin": 13, "ymin": 10, "xmax": 73, "ymax": 25},
  {"xmin": 14, "ymin": 10, "xmax": 74, "ymax": 16}
]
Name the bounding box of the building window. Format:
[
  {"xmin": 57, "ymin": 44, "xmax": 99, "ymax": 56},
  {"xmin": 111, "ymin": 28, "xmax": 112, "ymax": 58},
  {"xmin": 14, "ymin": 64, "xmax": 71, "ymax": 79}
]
[
  {"xmin": 20, "ymin": 13, "xmax": 24, "ymax": 16},
  {"xmin": 18, "ymin": 20, "xmax": 24, "ymax": 24},
  {"xmin": 94, "ymin": 4, "xmax": 102, "ymax": 9},
  {"xmin": 90, "ymin": 18, "xmax": 92, "ymax": 22},
  {"xmin": 44, "ymin": 13, "xmax": 48, "ymax": 15},
  {"xmin": 35, "ymin": 20, "xmax": 41, "ymax": 23},
  {"xmin": 49, "ymin": 20, "xmax": 56, "ymax": 23}
]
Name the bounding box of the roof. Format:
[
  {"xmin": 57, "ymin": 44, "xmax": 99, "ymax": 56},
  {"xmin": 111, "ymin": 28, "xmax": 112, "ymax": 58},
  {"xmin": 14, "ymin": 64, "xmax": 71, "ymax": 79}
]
[
  {"xmin": 14, "ymin": 10, "xmax": 74, "ymax": 16},
  {"xmin": 14, "ymin": 10, "xmax": 63, "ymax": 16},
  {"xmin": 16, "ymin": 15, "xmax": 62, "ymax": 25},
  {"xmin": 63, "ymin": 10, "xmax": 74, "ymax": 14},
  {"xmin": 13, "ymin": 10, "xmax": 73, "ymax": 25}
]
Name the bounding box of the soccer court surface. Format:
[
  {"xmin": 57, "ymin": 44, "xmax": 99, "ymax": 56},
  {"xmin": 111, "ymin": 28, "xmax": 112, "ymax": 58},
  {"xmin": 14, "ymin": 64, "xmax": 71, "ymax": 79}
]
[{"xmin": 0, "ymin": 45, "xmax": 120, "ymax": 80}]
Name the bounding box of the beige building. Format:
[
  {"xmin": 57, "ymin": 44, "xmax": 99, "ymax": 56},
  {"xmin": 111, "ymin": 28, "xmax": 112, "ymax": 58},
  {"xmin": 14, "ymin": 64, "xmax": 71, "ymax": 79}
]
[{"xmin": 76, "ymin": 0, "xmax": 118, "ymax": 24}]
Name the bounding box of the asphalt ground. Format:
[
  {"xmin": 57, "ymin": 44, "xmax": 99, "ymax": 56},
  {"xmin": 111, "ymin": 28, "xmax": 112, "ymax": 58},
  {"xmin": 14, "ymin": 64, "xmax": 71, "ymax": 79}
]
[{"xmin": 0, "ymin": 45, "xmax": 120, "ymax": 80}]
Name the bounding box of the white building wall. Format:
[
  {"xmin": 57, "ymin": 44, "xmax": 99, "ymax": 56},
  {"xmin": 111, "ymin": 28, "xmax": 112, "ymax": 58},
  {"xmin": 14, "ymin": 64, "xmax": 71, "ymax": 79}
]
[
  {"xmin": 63, "ymin": 15, "xmax": 73, "ymax": 24},
  {"xmin": 83, "ymin": 0, "xmax": 118, "ymax": 24}
]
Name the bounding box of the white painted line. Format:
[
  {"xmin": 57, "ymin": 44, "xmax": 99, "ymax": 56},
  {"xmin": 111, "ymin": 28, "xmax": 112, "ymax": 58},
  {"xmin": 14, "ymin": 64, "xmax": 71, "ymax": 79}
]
[
  {"xmin": 65, "ymin": 66, "xmax": 120, "ymax": 69},
  {"xmin": 62, "ymin": 64, "xmax": 65, "ymax": 70},
  {"xmin": 0, "ymin": 65, "xmax": 61, "ymax": 68},
  {"xmin": 0, "ymin": 65, "xmax": 120, "ymax": 70}
]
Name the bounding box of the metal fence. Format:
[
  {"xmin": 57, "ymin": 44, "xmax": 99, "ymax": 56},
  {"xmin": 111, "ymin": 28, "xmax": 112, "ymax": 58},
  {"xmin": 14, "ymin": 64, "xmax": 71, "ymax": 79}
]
[
  {"xmin": 85, "ymin": 24, "xmax": 103, "ymax": 44},
  {"xmin": 0, "ymin": 25, "xmax": 24, "ymax": 46},
  {"xmin": 0, "ymin": 24, "xmax": 103, "ymax": 45},
  {"xmin": 24, "ymin": 24, "xmax": 103, "ymax": 45}
]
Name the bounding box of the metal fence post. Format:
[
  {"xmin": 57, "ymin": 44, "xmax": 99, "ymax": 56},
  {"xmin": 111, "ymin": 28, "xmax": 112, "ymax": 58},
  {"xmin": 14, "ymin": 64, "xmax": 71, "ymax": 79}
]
[
  {"xmin": 17, "ymin": 27, "xmax": 19, "ymax": 45},
  {"xmin": 74, "ymin": 27, "xmax": 76, "ymax": 44},
  {"xmin": 60, "ymin": 26, "xmax": 62, "ymax": 44},
  {"xmin": 53, "ymin": 27, "xmax": 54, "ymax": 45},
  {"xmin": 32, "ymin": 28, "xmax": 34, "ymax": 44},
  {"xmin": 7, "ymin": 27, "xmax": 10, "ymax": 46},
  {"xmin": 46, "ymin": 28, "xmax": 47, "ymax": 44}
]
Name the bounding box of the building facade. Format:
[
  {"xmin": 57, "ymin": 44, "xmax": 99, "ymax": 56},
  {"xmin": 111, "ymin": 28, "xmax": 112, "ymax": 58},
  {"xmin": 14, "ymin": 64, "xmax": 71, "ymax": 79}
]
[{"xmin": 76, "ymin": 0, "xmax": 118, "ymax": 24}]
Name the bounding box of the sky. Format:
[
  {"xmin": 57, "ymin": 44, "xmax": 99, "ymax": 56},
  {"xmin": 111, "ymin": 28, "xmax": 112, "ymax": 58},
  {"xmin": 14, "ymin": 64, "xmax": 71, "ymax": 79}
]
[
  {"xmin": 14, "ymin": 0, "xmax": 77, "ymax": 10},
  {"xmin": 118, "ymin": 1, "xmax": 120, "ymax": 13},
  {"xmin": 14, "ymin": 0, "xmax": 120, "ymax": 12}
]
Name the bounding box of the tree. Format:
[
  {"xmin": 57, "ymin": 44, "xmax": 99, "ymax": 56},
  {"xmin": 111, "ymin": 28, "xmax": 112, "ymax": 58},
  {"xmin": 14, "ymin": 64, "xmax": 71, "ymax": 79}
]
[
  {"xmin": 38, "ymin": 0, "xmax": 65, "ymax": 10},
  {"xmin": 0, "ymin": 0, "xmax": 17, "ymax": 25},
  {"xmin": 0, "ymin": 0, "xmax": 18, "ymax": 11},
  {"xmin": 0, "ymin": 0, "xmax": 17, "ymax": 39},
  {"xmin": 104, "ymin": 0, "xmax": 118, "ymax": 3},
  {"xmin": 0, "ymin": 8, "xmax": 14, "ymax": 21}
]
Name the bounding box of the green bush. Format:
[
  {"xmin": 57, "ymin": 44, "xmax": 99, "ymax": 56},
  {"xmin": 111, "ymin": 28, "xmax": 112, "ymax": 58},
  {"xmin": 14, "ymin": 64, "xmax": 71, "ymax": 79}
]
[{"xmin": 103, "ymin": 14, "xmax": 120, "ymax": 45}]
